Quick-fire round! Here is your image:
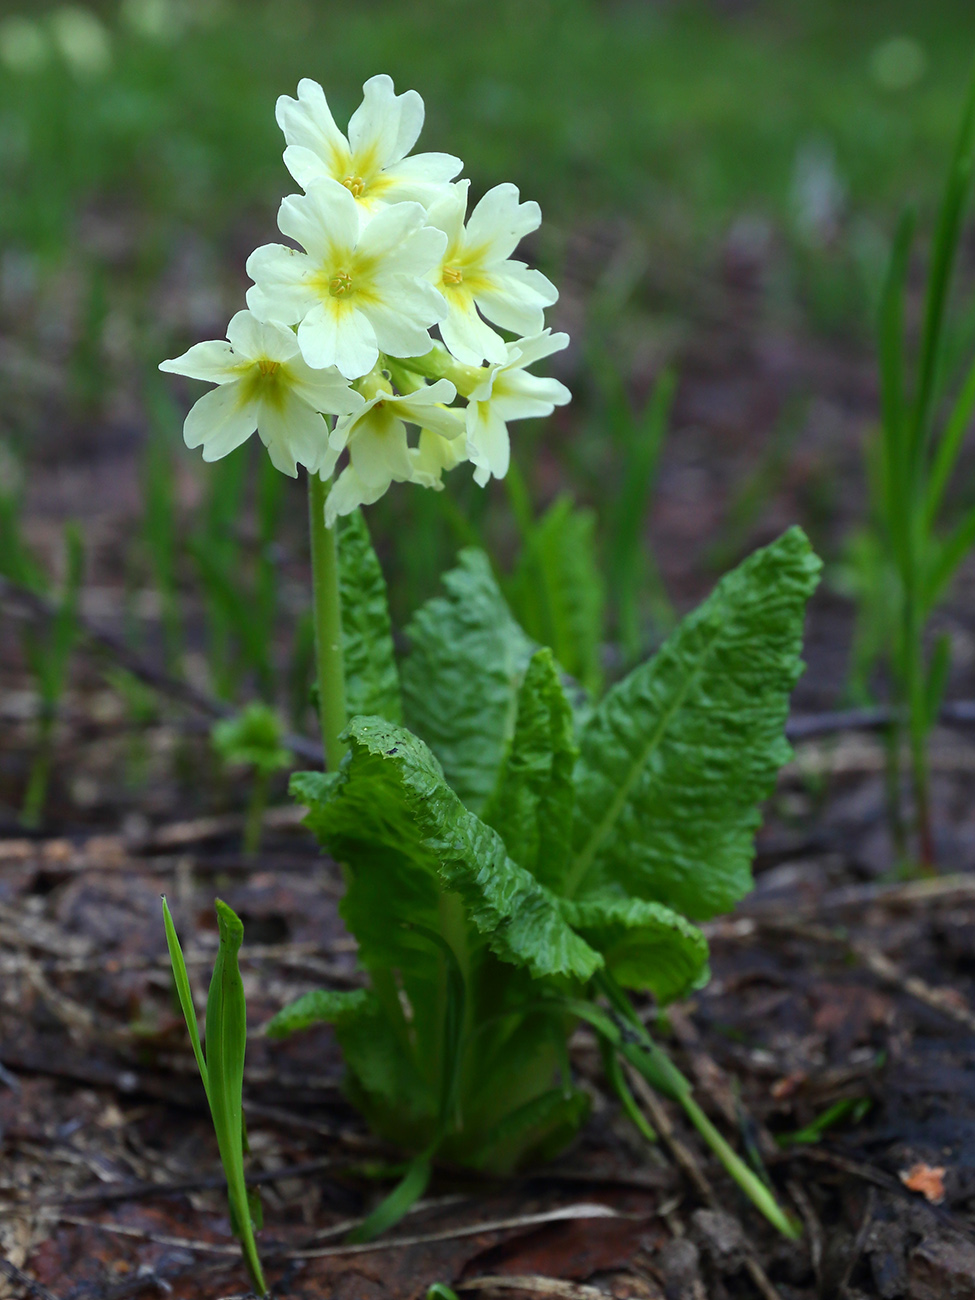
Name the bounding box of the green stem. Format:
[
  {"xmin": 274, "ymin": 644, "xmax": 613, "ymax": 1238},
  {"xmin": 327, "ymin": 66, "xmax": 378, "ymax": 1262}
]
[
  {"xmin": 901, "ymin": 556, "xmax": 936, "ymax": 873},
  {"xmin": 594, "ymin": 972, "xmax": 799, "ymax": 1239},
  {"xmin": 21, "ymin": 712, "xmax": 54, "ymax": 828},
  {"xmin": 242, "ymin": 768, "xmax": 269, "ymax": 858},
  {"xmin": 307, "ymin": 472, "xmax": 347, "ymax": 770}
]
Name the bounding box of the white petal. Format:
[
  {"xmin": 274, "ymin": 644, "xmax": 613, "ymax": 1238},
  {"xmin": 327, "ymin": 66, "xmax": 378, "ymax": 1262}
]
[
  {"xmin": 288, "ymin": 357, "xmax": 364, "ymax": 415},
  {"xmin": 440, "ymin": 295, "xmax": 507, "ymax": 366},
  {"xmin": 275, "ymin": 79, "xmax": 350, "ymax": 167},
  {"xmin": 493, "ymin": 370, "xmax": 571, "ymax": 421},
  {"xmin": 360, "ymin": 285, "xmax": 441, "ymax": 359},
  {"xmin": 297, "ymin": 301, "xmax": 378, "ymax": 380},
  {"xmin": 325, "ymin": 466, "xmax": 368, "ymax": 526},
  {"xmin": 256, "ymin": 393, "xmax": 330, "ymax": 477},
  {"xmin": 245, "ymin": 243, "xmax": 317, "ymax": 322},
  {"xmin": 349, "ymin": 410, "xmax": 413, "ymax": 489},
  {"xmin": 282, "ymin": 145, "xmax": 333, "ymax": 191},
  {"xmin": 466, "ymin": 183, "xmax": 541, "ymax": 262},
  {"xmin": 372, "ymin": 273, "xmax": 446, "ymax": 327},
  {"xmin": 159, "ymin": 339, "xmax": 238, "ymax": 383},
  {"xmin": 348, "ymin": 74, "xmax": 423, "ymax": 169},
  {"xmin": 383, "ymin": 224, "xmax": 448, "ymax": 278},
  {"xmin": 285, "ymin": 178, "xmax": 360, "ymax": 261},
  {"xmin": 253, "ymin": 317, "xmax": 302, "ymax": 362},
  {"xmin": 475, "ymin": 264, "xmax": 557, "ymax": 335},
  {"xmin": 508, "ymin": 329, "xmax": 570, "ymax": 370},
  {"xmin": 465, "ymin": 401, "xmax": 510, "ymax": 482},
  {"xmin": 183, "ymin": 384, "xmax": 257, "ymax": 460},
  {"xmin": 424, "ymin": 179, "xmax": 469, "ymax": 247},
  {"xmin": 355, "ymin": 200, "xmax": 427, "ymax": 263},
  {"xmin": 396, "ymin": 377, "xmax": 457, "ymax": 409},
  {"xmin": 381, "ymin": 154, "xmax": 465, "ymax": 204}
]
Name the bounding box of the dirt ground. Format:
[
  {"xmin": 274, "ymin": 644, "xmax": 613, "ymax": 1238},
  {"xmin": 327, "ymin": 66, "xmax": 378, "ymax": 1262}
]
[{"xmin": 4, "ymin": 237, "xmax": 975, "ymax": 1299}]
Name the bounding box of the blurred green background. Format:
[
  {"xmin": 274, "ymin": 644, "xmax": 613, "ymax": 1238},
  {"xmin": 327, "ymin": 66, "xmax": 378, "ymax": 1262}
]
[{"xmin": 3, "ymin": 0, "xmax": 975, "ymax": 766}]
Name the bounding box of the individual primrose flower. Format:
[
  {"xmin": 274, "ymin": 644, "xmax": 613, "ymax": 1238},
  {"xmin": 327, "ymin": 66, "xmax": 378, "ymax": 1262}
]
[
  {"xmin": 275, "ymin": 74, "xmax": 462, "ymax": 213},
  {"xmin": 325, "ymin": 378, "xmax": 463, "ymax": 525},
  {"xmin": 159, "ymin": 310, "xmax": 363, "ymax": 476},
  {"xmin": 464, "ymin": 330, "xmax": 571, "ymax": 485},
  {"xmin": 426, "ymin": 180, "xmax": 558, "ymax": 366},
  {"xmin": 246, "ymin": 179, "xmax": 448, "ymax": 381}
]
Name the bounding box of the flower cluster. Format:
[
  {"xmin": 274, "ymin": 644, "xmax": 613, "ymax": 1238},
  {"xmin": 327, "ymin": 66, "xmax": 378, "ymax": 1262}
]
[{"xmin": 161, "ymin": 74, "xmax": 570, "ymax": 524}]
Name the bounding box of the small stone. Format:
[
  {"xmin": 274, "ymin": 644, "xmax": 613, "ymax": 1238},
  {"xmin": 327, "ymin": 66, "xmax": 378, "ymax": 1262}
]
[
  {"xmin": 908, "ymin": 1235, "xmax": 975, "ymax": 1300},
  {"xmin": 690, "ymin": 1208, "xmax": 746, "ymax": 1267},
  {"xmin": 657, "ymin": 1237, "xmax": 705, "ymax": 1300}
]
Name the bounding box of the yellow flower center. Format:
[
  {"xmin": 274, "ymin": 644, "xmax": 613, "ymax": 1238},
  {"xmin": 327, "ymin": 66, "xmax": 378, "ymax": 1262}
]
[
  {"xmin": 257, "ymin": 358, "xmax": 280, "ymax": 377},
  {"xmin": 442, "ymin": 265, "xmax": 464, "ymax": 286},
  {"xmin": 329, "ymin": 270, "xmax": 354, "ymax": 298},
  {"xmin": 341, "ymin": 174, "xmax": 365, "ymax": 198}
]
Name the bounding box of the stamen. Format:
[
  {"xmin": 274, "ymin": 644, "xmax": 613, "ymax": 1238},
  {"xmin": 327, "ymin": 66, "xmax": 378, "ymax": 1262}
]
[
  {"xmin": 341, "ymin": 175, "xmax": 365, "ymax": 197},
  {"xmin": 257, "ymin": 358, "xmax": 280, "ymax": 377},
  {"xmin": 442, "ymin": 265, "xmax": 464, "ymax": 286},
  {"xmin": 329, "ymin": 270, "xmax": 354, "ymax": 298}
]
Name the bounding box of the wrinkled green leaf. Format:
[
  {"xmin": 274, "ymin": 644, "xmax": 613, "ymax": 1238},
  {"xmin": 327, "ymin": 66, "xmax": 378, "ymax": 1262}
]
[
  {"xmin": 305, "ymin": 717, "xmax": 601, "ymax": 983},
  {"xmin": 561, "ymin": 895, "xmax": 709, "ymax": 1004},
  {"xmin": 568, "ymin": 527, "xmax": 821, "ymax": 918},
  {"xmin": 265, "ymin": 987, "xmax": 372, "ymax": 1038},
  {"xmin": 507, "ymin": 496, "xmax": 604, "ymax": 696},
  {"xmin": 338, "ymin": 508, "xmax": 402, "ymax": 724},
  {"xmin": 402, "ymin": 549, "xmax": 535, "ymax": 810},
  {"xmin": 482, "ymin": 648, "xmax": 578, "ymax": 890}
]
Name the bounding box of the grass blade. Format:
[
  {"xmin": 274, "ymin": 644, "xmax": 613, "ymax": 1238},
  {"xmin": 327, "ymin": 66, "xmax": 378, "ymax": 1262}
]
[
  {"xmin": 924, "ymin": 349, "xmax": 975, "ymax": 529},
  {"xmin": 161, "ymin": 896, "xmax": 208, "ymax": 1094},
  {"xmin": 909, "ymin": 57, "xmax": 975, "ymax": 470},
  {"xmin": 162, "ymin": 898, "xmax": 266, "ymax": 1295}
]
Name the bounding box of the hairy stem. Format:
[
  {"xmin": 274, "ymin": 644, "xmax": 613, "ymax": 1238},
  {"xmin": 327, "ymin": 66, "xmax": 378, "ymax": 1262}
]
[{"xmin": 307, "ymin": 472, "xmax": 347, "ymax": 770}]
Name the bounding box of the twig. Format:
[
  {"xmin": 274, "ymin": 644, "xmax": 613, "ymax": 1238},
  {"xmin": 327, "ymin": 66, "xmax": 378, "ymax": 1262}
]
[
  {"xmin": 785, "ymin": 1179, "xmax": 823, "ymax": 1286},
  {"xmin": 838, "ymin": 1186, "xmax": 876, "ymax": 1297},
  {"xmin": 53, "ymin": 1156, "xmax": 343, "ymax": 1209},
  {"xmin": 751, "ymin": 916, "xmax": 975, "ymax": 1033},
  {"xmin": 457, "ymin": 1278, "xmax": 606, "ymax": 1299},
  {"xmin": 624, "ymin": 1069, "xmax": 783, "ymax": 1300},
  {"xmin": 785, "ymin": 699, "xmax": 975, "ymax": 739},
  {"xmin": 283, "ymin": 1204, "xmax": 626, "ymax": 1260},
  {"xmin": 0, "ymin": 1258, "xmax": 63, "ymax": 1300}
]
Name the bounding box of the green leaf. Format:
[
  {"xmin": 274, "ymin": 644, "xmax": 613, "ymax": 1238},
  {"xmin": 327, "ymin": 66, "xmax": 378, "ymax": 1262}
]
[
  {"xmin": 925, "ymin": 502, "xmax": 975, "ymax": 611},
  {"xmin": 338, "ymin": 509, "xmax": 402, "ymax": 724},
  {"xmin": 211, "ymin": 701, "xmax": 292, "ymax": 775},
  {"xmin": 561, "ymin": 895, "xmax": 709, "ymax": 1004},
  {"xmin": 347, "ymin": 1154, "xmax": 432, "ymax": 1244},
  {"xmin": 402, "ymin": 549, "xmax": 535, "ymax": 810},
  {"xmin": 507, "ymin": 496, "xmax": 605, "ymax": 696},
  {"xmin": 924, "ymin": 632, "xmax": 952, "ymax": 730},
  {"xmin": 567, "ymin": 527, "xmax": 821, "ymax": 918},
  {"xmin": 307, "ymin": 717, "xmax": 602, "ymax": 983},
  {"xmin": 161, "ymin": 897, "xmax": 208, "ymax": 1095},
  {"xmin": 481, "ymin": 648, "xmax": 578, "ymax": 890},
  {"xmin": 164, "ymin": 899, "xmax": 266, "ymax": 1295},
  {"xmin": 461, "ymin": 1085, "xmax": 590, "ymax": 1176},
  {"xmin": 265, "ymin": 987, "xmax": 372, "ymax": 1038}
]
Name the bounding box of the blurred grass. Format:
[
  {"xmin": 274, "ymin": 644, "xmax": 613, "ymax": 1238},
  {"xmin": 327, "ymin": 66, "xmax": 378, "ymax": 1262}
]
[
  {"xmin": 3, "ymin": 0, "xmax": 975, "ymax": 714},
  {"xmin": 1, "ymin": 0, "xmax": 973, "ymax": 259}
]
